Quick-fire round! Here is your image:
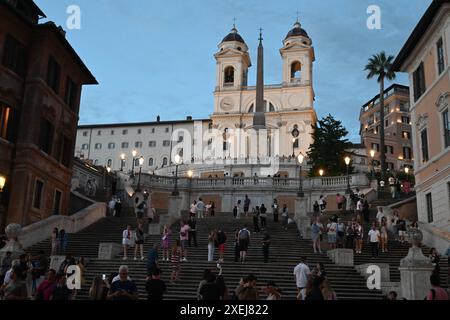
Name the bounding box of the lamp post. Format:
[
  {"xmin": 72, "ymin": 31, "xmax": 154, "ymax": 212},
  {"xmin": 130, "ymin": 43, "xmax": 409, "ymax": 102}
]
[
  {"xmin": 370, "ymin": 149, "xmax": 376, "ymax": 180},
  {"xmin": 172, "ymin": 154, "xmax": 182, "ymax": 196},
  {"xmin": 131, "ymin": 149, "xmax": 137, "ymax": 177},
  {"xmin": 136, "ymin": 156, "xmax": 144, "ymax": 192},
  {"xmin": 228, "ymin": 138, "xmax": 232, "ymax": 159},
  {"xmin": 345, "ymin": 156, "xmax": 351, "ymax": 195},
  {"xmin": 404, "ymin": 166, "xmax": 409, "ymax": 181},
  {"xmin": 0, "ymin": 175, "xmax": 5, "ymax": 231},
  {"xmin": 319, "ymin": 169, "xmax": 324, "ymax": 189},
  {"xmin": 292, "ymin": 138, "xmax": 296, "ymax": 157},
  {"xmin": 120, "ymin": 153, "xmax": 125, "ymax": 171},
  {"xmin": 297, "ymin": 153, "xmax": 304, "ymax": 198},
  {"xmin": 187, "ymin": 170, "xmax": 193, "ymax": 205}
]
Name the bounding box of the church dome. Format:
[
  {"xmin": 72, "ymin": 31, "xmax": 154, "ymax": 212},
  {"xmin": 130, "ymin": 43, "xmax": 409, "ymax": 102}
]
[
  {"xmin": 285, "ymin": 21, "xmax": 309, "ymax": 40},
  {"xmin": 222, "ymin": 27, "xmax": 246, "ymax": 44}
]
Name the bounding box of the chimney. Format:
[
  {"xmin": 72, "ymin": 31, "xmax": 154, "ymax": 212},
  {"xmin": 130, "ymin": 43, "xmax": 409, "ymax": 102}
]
[
  {"xmin": 186, "ymin": 116, "xmax": 192, "ymax": 121},
  {"xmin": 156, "ymin": 115, "xmax": 160, "ymax": 122}
]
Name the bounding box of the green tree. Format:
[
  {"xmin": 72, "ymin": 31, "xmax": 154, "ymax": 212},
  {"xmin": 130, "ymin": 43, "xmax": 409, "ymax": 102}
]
[
  {"xmin": 365, "ymin": 51, "xmax": 396, "ymax": 179},
  {"xmin": 307, "ymin": 114, "xmax": 352, "ymax": 176}
]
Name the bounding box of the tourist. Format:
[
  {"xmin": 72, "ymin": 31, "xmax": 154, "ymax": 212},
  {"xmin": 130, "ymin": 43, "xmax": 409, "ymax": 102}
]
[
  {"xmin": 355, "ymin": 222, "xmax": 364, "ymax": 254},
  {"xmin": 51, "ymin": 228, "xmax": 59, "ymax": 255},
  {"xmin": 205, "ymin": 201, "xmax": 212, "ymax": 217},
  {"xmin": 88, "ymin": 275, "xmax": 109, "ymax": 300},
  {"xmin": 321, "ymin": 279, "xmax": 337, "ymax": 300},
  {"xmin": 376, "ymin": 207, "xmax": 385, "ymax": 225},
  {"xmin": 196, "ymin": 198, "xmax": 205, "ymax": 219},
  {"xmin": 59, "ymin": 229, "xmax": 68, "ymax": 255},
  {"xmin": 145, "ymin": 268, "xmax": 166, "ymax": 301},
  {"xmin": 386, "ymin": 291, "xmax": 398, "ymax": 300},
  {"xmin": 77, "ymin": 257, "xmax": 86, "ymax": 290},
  {"xmin": 31, "ymin": 250, "xmax": 48, "ymax": 290},
  {"xmin": 429, "ymin": 248, "xmax": 441, "ymax": 277},
  {"xmin": 238, "ymin": 226, "xmax": 251, "ymax": 263},
  {"xmin": 281, "ymin": 204, "xmax": 289, "ymax": 230},
  {"xmin": 362, "ymin": 196, "xmax": 370, "ymax": 222},
  {"xmin": 233, "ymin": 205, "xmax": 238, "ymax": 219},
  {"xmin": 368, "ymin": 223, "xmax": 380, "ymax": 258},
  {"xmin": 356, "ymin": 196, "xmax": 364, "ymax": 214},
  {"xmin": 349, "ymin": 190, "xmax": 357, "ymax": 212},
  {"xmin": 260, "ymin": 204, "xmax": 268, "ymax": 230},
  {"xmin": 170, "ymin": 240, "xmax": 182, "ymax": 284},
  {"xmin": 146, "ymin": 244, "xmax": 159, "ymax": 276},
  {"xmin": 395, "ymin": 178, "xmax": 401, "ymax": 200},
  {"xmin": 51, "ymin": 273, "xmax": 73, "ymax": 300},
  {"xmin": 0, "ymin": 265, "xmax": 28, "ymax": 300},
  {"xmin": 179, "ymin": 220, "xmax": 190, "ymax": 261},
  {"xmin": 297, "ymin": 278, "xmax": 313, "ymax": 300},
  {"xmin": 187, "ymin": 216, "xmax": 198, "ymax": 247},
  {"xmin": 252, "ymin": 207, "xmax": 261, "ymax": 233},
  {"xmin": 336, "ymin": 219, "xmax": 346, "ymax": 248},
  {"xmin": 199, "ymin": 273, "xmax": 221, "ymax": 300},
  {"xmin": 236, "ymin": 200, "xmax": 242, "ymax": 219},
  {"xmin": 272, "ymin": 199, "xmax": 279, "ymax": 222},
  {"xmin": 35, "ymin": 269, "xmax": 57, "ymax": 300},
  {"xmin": 216, "ymin": 273, "xmax": 229, "ymax": 300},
  {"xmin": 134, "ymin": 223, "xmax": 145, "ymax": 260},
  {"xmin": 426, "ymin": 273, "xmax": 449, "ymax": 300},
  {"xmin": 207, "ymin": 230, "xmax": 215, "ymax": 262},
  {"xmin": 236, "ymin": 275, "xmax": 259, "ymax": 300},
  {"xmin": 0, "ymin": 251, "xmax": 12, "ymax": 286},
  {"xmin": 396, "ymin": 215, "xmax": 407, "ymax": 243},
  {"xmin": 114, "ymin": 198, "xmax": 122, "ymax": 217},
  {"xmin": 326, "ymin": 218, "xmax": 338, "ymax": 250},
  {"xmin": 336, "ymin": 193, "xmax": 344, "ymax": 210},
  {"xmin": 342, "ymin": 194, "xmax": 348, "ymax": 211},
  {"xmin": 160, "ymin": 226, "xmax": 171, "ymax": 262},
  {"xmin": 345, "ymin": 221, "xmax": 356, "ymax": 249},
  {"xmin": 135, "ymin": 197, "xmax": 146, "ymax": 224},
  {"xmin": 58, "ymin": 255, "xmax": 75, "ymax": 275},
  {"xmin": 197, "ymin": 269, "xmax": 212, "ymax": 300},
  {"xmin": 313, "ymin": 201, "xmax": 320, "ymax": 216},
  {"xmin": 380, "ymin": 217, "xmax": 389, "ymax": 253},
  {"xmin": 318, "ymin": 195, "xmax": 327, "ymax": 214},
  {"xmin": 147, "ymin": 203, "xmax": 156, "ymax": 224},
  {"xmin": 305, "ymin": 276, "xmax": 324, "ymax": 301},
  {"xmin": 122, "ymin": 225, "xmax": 132, "ymax": 260},
  {"xmin": 244, "ymin": 195, "xmax": 251, "ymax": 217},
  {"xmin": 107, "ymin": 265, "xmax": 138, "ymax": 300},
  {"xmin": 262, "ymin": 233, "xmax": 271, "ymax": 263},
  {"xmin": 388, "ymin": 176, "xmax": 395, "ymax": 198},
  {"xmin": 293, "ymin": 256, "xmax": 311, "ymax": 293},
  {"xmin": 265, "ymin": 281, "xmax": 281, "ymax": 300},
  {"xmin": 410, "ymin": 221, "xmax": 419, "ymax": 229},
  {"xmin": 190, "ymin": 200, "xmax": 197, "ymax": 218},
  {"xmin": 311, "ymin": 217, "xmax": 323, "ymax": 254},
  {"xmin": 233, "ymin": 229, "xmax": 240, "ymax": 262},
  {"xmin": 210, "ymin": 201, "xmax": 216, "ymax": 217},
  {"xmin": 312, "ymin": 262, "xmax": 327, "ymax": 278},
  {"xmin": 216, "ymin": 228, "xmax": 227, "ymax": 263},
  {"xmin": 108, "ymin": 197, "xmax": 116, "ymax": 217}
]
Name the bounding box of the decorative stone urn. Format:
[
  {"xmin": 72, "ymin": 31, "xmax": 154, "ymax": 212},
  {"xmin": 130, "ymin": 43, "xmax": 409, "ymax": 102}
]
[{"xmin": 0, "ymin": 223, "xmax": 26, "ymax": 260}]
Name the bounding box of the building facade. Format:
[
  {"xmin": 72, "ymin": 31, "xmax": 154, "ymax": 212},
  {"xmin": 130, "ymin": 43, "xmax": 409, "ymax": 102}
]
[
  {"xmin": 393, "ymin": 0, "xmax": 450, "ymax": 233},
  {"xmin": 0, "ymin": 0, "xmax": 97, "ymax": 229},
  {"xmin": 359, "ymin": 84, "xmax": 413, "ymax": 172}
]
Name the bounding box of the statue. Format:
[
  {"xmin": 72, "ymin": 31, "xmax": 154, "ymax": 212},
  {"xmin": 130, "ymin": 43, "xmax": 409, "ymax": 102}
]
[{"xmin": 0, "ymin": 223, "xmax": 25, "ymax": 260}]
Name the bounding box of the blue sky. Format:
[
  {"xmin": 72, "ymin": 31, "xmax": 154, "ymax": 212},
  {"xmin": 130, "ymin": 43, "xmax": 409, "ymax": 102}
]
[{"xmin": 35, "ymin": 0, "xmax": 431, "ymax": 142}]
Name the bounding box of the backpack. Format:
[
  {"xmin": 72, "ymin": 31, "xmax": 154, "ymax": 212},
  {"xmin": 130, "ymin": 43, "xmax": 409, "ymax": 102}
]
[{"xmin": 239, "ymin": 229, "xmax": 249, "ymax": 240}]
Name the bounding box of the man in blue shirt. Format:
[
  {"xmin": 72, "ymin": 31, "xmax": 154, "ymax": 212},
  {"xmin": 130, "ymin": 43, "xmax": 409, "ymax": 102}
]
[
  {"xmin": 107, "ymin": 265, "xmax": 138, "ymax": 300},
  {"xmin": 146, "ymin": 244, "xmax": 159, "ymax": 276}
]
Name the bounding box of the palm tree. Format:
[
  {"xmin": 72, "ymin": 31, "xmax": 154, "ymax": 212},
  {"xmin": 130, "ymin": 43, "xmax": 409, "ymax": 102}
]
[{"xmin": 365, "ymin": 51, "xmax": 396, "ymax": 179}]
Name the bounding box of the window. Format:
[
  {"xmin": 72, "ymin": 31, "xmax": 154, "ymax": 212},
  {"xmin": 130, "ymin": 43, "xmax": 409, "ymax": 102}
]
[
  {"xmin": 46, "ymin": 56, "xmax": 61, "ymax": 94},
  {"xmin": 385, "ymin": 119, "xmax": 389, "ymax": 128},
  {"xmin": 108, "ymin": 143, "xmax": 115, "ymax": 149},
  {"xmin": 81, "ymin": 144, "xmax": 89, "ymax": 150},
  {"xmin": 165, "ymin": 128, "xmax": 169, "ymax": 133},
  {"xmin": 134, "ymin": 158, "xmax": 140, "ymax": 167},
  {"xmin": 148, "ymin": 141, "xmax": 156, "ymax": 147},
  {"xmin": 387, "ymin": 162, "xmax": 395, "ymax": 170},
  {"xmin": 107, "ymin": 159, "xmax": 112, "ymax": 167},
  {"xmin": 148, "ymin": 158, "xmax": 154, "ymax": 166},
  {"xmin": 208, "ymin": 123, "xmax": 213, "ymax": 132},
  {"xmin": 94, "ymin": 159, "xmax": 99, "ymax": 165},
  {"xmin": 95, "ymin": 143, "xmax": 102, "ymax": 149},
  {"xmin": 178, "ymin": 136, "xmax": 184, "ymax": 142},
  {"xmin": 413, "ymin": 62, "xmax": 426, "ymax": 102},
  {"xmin": 371, "ymin": 143, "xmax": 380, "ymax": 152},
  {"xmin": 64, "ymin": 77, "xmax": 78, "ymax": 111},
  {"xmin": 135, "ymin": 141, "xmax": 143, "ymax": 148},
  {"xmin": 162, "ymin": 157, "xmax": 168, "ymax": 166},
  {"xmin": 111, "ymin": 130, "xmax": 114, "ymax": 135},
  {"xmin": 97, "ymin": 130, "xmax": 101, "ymax": 136},
  {"xmin": 137, "ymin": 129, "xmax": 142, "ymax": 134},
  {"xmin": 53, "ymin": 190, "xmax": 62, "ymax": 215},
  {"xmin": 33, "ymin": 180, "xmax": 44, "ymax": 210},
  {"xmin": 82, "ymin": 131, "xmax": 88, "ymax": 137},
  {"xmin": 2, "ymin": 34, "xmax": 27, "ymax": 77},
  {"xmin": 403, "ymin": 147, "xmax": 412, "ymax": 160},
  {"xmin": 426, "ymin": 193, "xmax": 434, "ymax": 223},
  {"xmin": 402, "ymin": 131, "xmax": 411, "ymax": 140},
  {"xmin": 402, "ymin": 116, "xmax": 410, "ymax": 124},
  {"xmin": 121, "ymin": 142, "xmax": 129, "ymax": 149},
  {"xmin": 443, "ymin": 109, "xmax": 450, "ymax": 148},
  {"xmin": 224, "ymin": 66, "xmax": 234, "ymax": 84},
  {"xmin": 290, "ymin": 61, "xmax": 301, "ymax": 80},
  {"xmin": 122, "ymin": 129, "xmax": 128, "ymax": 135},
  {"xmin": 437, "ymin": 38, "xmax": 445, "ymax": 75},
  {"xmin": 293, "ymin": 139, "xmax": 299, "ymax": 148},
  {"xmin": 39, "ymin": 118, "xmax": 54, "ymax": 155},
  {"xmin": 385, "ymin": 145, "xmax": 394, "ymax": 154},
  {"xmin": 421, "ymin": 129, "xmax": 429, "ymax": 162},
  {"xmin": 61, "ymin": 136, "xmax": 73, "ymax": 167},
  {"xmin": 163, "ymin": 140, "xmax": 170, "ymax": 147},
  {"xmin": 0, "ymin": 104, "xmax": 14, "ymax": 141}
]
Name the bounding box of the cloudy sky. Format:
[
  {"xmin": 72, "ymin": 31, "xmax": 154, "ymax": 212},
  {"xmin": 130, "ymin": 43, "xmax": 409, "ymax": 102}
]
[{"xmin": 35, "ymin": 0, "xmax": 431, "ymax": 142}]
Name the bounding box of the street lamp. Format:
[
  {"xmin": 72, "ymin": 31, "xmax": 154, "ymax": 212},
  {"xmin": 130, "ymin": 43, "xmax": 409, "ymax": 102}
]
[
  {"xmin": 187, "ymin": 170, "xmax": 193, "ymax": 205},
  {"xmin": 319, "ymin": 169, "xmax": 324, "ymax": 177},
  {"xmin": 172, "ymin": 154, "xmax": 182, "ymax": 196},
  {"xmin": 297, "ymin": 153, "xmax": 304, "ymax": 197},
  {"xmin": 292, "ymin": 138, "xmax": 296, "ymax": 157},
  {"xmin": 0, "ymin": 176, "xmax": 5, "ymax": 192},
  {"xmin": 107, "ymin": 167, "xmax": 111, "ymax": 173},
  {"xmin": 345, "ymin": 156, "xmax": 351, "ymax": 195},
  {"xmin": 0, "ymin": 175, "xmax": 6, "ymax": 225},
  {"xmin": 136, "ymin": 156, "xmax": 144, "ymax": 192},
  {"xmin": 120, "ymin": 154, "xmax": 125, "ymax": 171},
  {"xmin": 370, "ymin": 149, "xmax": 376, "ymax": 179},
  {"xmin": 131, "ymin": 149, "xmax": 137, "ymax": 177}
]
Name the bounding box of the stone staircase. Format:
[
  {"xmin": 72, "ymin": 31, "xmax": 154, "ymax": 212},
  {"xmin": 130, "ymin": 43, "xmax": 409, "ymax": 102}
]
[{"xmin": 26, "ymin": 210, "xmax": 385, "ymax": 300}]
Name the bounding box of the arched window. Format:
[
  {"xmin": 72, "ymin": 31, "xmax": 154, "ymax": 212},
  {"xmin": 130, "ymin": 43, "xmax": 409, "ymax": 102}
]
[
  {"xmin": 106, "ymin": 159, "xmax": 112, "ymax": 167},
  {"xmin": 291, "ymin": 61, "xmax": 301, "ymax": 80},
  {"xmin": 94, "ymin": 159, "xmax": 99, "ymax": 165},
  {"xmin": 224, "ymin": 66, "xmax": 235, "ymax": 85},
  {"xmin": 269, "ymin": 102, "xmax": 275, "ymax": 112},
  {"xmin": 248, "ymin": 101, "xmax": 276, "ymax": 113},
  {"xmin": 148, "ymin": 158, "xmax": 154, "ymax": 166},
  {"xmin": 162, "ymin": 157, "xmax": 168, "ymax": 166}
]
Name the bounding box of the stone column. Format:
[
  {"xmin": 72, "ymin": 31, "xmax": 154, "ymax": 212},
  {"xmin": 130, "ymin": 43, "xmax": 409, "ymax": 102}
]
[
  {"xmin": 222, "ymin": 193, "xmax": 233, "ymax": 213},
  {"xmin": 294, "ymin": 197, "xmax": 311, "ymax": 239},
  {"xmin": 168, "ymin": 195, "xmax": 182, "ymax": 220}
]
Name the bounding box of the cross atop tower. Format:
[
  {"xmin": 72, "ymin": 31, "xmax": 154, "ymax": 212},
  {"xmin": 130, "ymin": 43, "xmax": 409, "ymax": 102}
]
[
  {"xmin": 258, "ymin": 27, "xmax": 263, "ymax": 44},
  {"xmin": 296, "ymin": 9, "xmax": 299, "ymax": 22},
  {"xmin": 233, "ymin": 17, "xmax": 236, "ymax": 29}
]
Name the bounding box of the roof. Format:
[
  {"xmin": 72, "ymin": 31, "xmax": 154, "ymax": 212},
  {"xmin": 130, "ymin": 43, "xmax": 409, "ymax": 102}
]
[
  {"xmin": 361, "ymin": 83, "xmax": 410, "ymax": 110},
  {"xmin": 393, "ymin": 0, "xmax": 450, "ymax": 71},
  {"xmin": 78, "ymin": 118, "xmax": 211, "ymax": 130},
  {"xmin": 222, "ymin": 32, "xmax": 245, "ymax": 44},
  {"xmin": 285, "ymin": 22, "xmax": 309, "ymax": 40}
]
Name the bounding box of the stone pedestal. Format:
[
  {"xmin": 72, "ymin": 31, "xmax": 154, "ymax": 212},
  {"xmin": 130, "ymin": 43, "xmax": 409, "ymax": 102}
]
[
  {"xmin": 50, "ymin": 255, "xmax": 67, "ymax": 271},
  {"xmin": 168, "ymin": 195, "xmax": 182, "ymax": 220},
  {"xmin": 98, "ymin": 243, "xmax": 123, "ymax": 260},
  {"xmin": 294, "ymin": 197, "xmax": 310, "ymax": 239},
  {"xmin": 398, "ymin": 246, "xmax": 434, "ymax": 300},
  {"xmin": 294, "ymin": 197, "xmax": 308, "ymax": 218},
  {"xmin": 148, "ymin": 223, "xmax": 161, "ymax": 235},
  {"xmin": 222, "ymin": 193, "xmax": 233, "ymax": 213},
  {"xmin": 327, "ymin": 249, "xmax": 354, "ymax": 266}
]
